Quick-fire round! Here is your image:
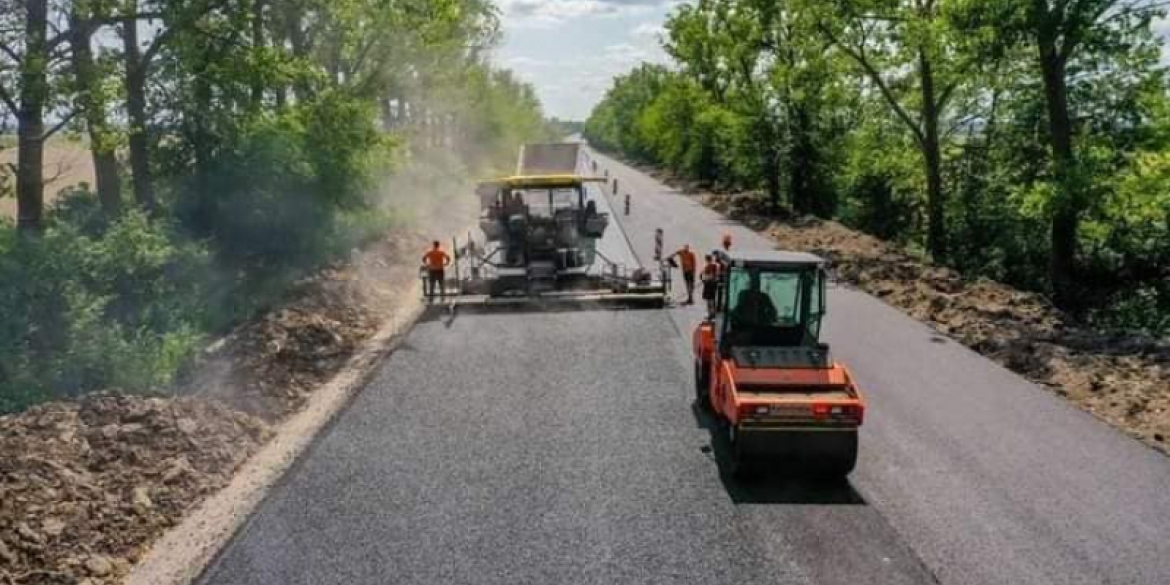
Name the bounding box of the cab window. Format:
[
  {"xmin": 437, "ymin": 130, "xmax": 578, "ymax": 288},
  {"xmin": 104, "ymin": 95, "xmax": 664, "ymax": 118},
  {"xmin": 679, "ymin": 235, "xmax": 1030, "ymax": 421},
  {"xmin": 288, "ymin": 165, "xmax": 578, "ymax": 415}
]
[
  {"xmin": 726, "ymin": 268, "xmax": 801, "ymax": 328},
  {"xmin": 725, "ymin": 265, "xmax": 825, "ymax": 343}
]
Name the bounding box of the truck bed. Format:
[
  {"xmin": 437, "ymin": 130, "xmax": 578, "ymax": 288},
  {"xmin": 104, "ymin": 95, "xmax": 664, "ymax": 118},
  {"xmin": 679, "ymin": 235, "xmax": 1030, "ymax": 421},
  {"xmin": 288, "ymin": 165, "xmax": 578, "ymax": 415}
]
[{"xmin": 517, "ymin": 143, "xmax": 582, "ymax": 175}]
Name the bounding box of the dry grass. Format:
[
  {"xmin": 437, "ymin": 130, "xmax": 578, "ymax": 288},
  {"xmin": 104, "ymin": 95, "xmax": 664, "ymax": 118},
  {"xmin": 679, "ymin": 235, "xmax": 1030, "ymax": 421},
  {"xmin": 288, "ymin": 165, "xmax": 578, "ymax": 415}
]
[{"xmin": 0, "ymin": 141, "xmax": 96, "ymax": 219}]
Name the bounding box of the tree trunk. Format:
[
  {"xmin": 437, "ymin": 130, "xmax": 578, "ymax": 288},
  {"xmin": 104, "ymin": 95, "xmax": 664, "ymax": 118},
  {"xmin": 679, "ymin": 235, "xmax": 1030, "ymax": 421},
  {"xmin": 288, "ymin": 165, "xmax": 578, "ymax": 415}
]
[
  {"xmin": 123, "ymin": 12, "xmax": 156, "ymax": 212},
  {"xmin": 764, "ymin": 146, "xmax": 782, "ymax": 212},
  {"xmin": 250, "ymin": 0, "xmax": 266, "ymax": 110},
  {"xmin": 16, "ymin": 0, "xmax": 49, "ymax": 232},
  {"xmin": 1037, "ymin": 37, "xmax": 1079, "ymax": 307},
  {"xmin": 185, "ymin": 67, "xmax": 216, "ymax": 234},
  {"xmin": 789, "ymin": 144, "xmax": 809, "ymax": 214},
  {"xmin": 919, "ymin": 47, "xmax": 946, "ymax": 260},
  {"xmin": 381, "ymin": 99, "xmax": 394, "ymax": 131},
  {"xmin": 288, "ymin": 10, "xmax": 312, "ymax": 102},
  {"xmin": 788, "ymin": 103, "xmax": 815, "ymax": 216},
  {"xmin": 69, "ymin": 14, "xmax": 122, "ymax": 214}
]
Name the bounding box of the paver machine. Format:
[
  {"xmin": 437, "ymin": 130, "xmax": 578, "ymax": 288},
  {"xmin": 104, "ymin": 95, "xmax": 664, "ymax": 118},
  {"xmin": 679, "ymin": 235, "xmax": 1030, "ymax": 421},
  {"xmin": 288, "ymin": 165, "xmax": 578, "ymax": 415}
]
[
  {"xmin": 434, "ymin": 143, "xmax": 668, "ymax": 308},
  {"xmin": 693, "ymin": 250, "xmax": 865, "ymax": 478}
]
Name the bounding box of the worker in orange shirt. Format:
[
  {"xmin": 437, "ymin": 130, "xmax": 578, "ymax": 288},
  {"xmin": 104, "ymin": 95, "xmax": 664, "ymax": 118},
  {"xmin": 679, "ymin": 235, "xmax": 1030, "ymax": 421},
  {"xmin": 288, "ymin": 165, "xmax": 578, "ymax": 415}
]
[
  {"xmin": 670, "ymin": 244, "xmax": 698, "ymax": 305},
  {"xmin": 700, "ymin": 254, "xmax": 719, "ymax": 316},
  {"xmin": 722, "ymin": 233, "xmax": 733, "ymax": 253},
  {"xmin": 421, "ymin": 241, "xmax": 451, "ymax": 300}
]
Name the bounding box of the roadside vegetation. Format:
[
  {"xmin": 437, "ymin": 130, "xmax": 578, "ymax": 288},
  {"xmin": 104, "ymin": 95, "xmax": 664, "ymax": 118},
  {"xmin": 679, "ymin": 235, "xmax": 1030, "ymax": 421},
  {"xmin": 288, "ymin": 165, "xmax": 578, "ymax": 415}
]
[
  {"xmin": 0, "ymin": 0, "xmax": 552, "ymax": 413},
  {"xmin": 585, "ymin": 0, "xmax": 1170, "ymax": 337}
]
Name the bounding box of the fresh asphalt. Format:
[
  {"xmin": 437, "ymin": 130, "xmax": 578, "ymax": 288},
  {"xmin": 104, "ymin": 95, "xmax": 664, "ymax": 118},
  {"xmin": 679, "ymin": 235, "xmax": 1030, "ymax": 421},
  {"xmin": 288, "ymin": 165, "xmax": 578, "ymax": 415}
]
[{"xmin": 197, "ymin": 149, "xmax": 1170, "ymax": 585}]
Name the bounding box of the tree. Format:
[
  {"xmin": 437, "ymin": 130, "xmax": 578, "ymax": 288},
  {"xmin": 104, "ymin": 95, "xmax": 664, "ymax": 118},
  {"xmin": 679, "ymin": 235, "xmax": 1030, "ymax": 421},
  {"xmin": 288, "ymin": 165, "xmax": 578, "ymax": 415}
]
[
  {"xmin": 666, "ymin": 0, "xmax": 786, "ymax": 209},
  {"xmin": 69, "ymin": 0, "xmax": 122, "ymax": 213},
  {"xmin": 0, "ymin": 0, "xmax": 83, "ymax": 232},
  {"xmin": 1024, "ymin": 0, "xmax": 1167, "ymax": 305},
  {"xmin": 811, "ymin": 0, "xmax": 973, "ymax": 258}
]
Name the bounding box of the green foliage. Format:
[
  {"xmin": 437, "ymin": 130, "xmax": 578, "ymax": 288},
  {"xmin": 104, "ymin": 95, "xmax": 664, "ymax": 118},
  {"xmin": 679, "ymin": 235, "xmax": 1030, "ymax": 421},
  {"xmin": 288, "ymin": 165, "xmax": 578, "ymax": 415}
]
[
  {"xmin": 0, "ymin": 207, "xmax": 210, "ymax": 412},
  {"xmin": 451, "ymin": 67, "xmax": 553, "ymax": 172},
  {"xmin": 179, "ymin": 92, "xmax": 390, "ymax": 271},
  {"xmin": 547, "ymin": 118, "xmax": 585, "ymax": 138},
  {"xmin": 587, "ymin": 0, "xmax": 1170, "ymax": 335},
  {"xmin": 0, "ymin": 0, "xmax": 554, "ymax": 413}
]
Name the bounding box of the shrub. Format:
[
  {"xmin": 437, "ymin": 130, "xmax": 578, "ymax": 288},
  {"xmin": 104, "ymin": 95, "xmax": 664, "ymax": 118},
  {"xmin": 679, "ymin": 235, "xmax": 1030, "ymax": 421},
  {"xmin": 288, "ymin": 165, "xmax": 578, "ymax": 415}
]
[{"xmin": 0, "ymin": 206, "xmax": 210, "ymax": 412}]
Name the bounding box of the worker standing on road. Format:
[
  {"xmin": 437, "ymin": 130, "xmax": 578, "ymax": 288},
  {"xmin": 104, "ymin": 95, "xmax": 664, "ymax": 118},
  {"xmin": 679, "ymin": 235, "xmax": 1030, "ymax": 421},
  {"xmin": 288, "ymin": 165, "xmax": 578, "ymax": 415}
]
[
  {"xmin": 712, "ymin": 249, "xmax": 729, "ymax": 312},
  {"xmin": 722, "ymin": 233, "xmax": 733, "ymax": 253},
  {"xmin": 670, "ymin": 244, "xmax": 698, "ymax": 305},
  {"xmin": 700, "ymin": 255, "xmax": 718, "ymax": 316},
  {"xmin": 421, "ymin": 241, "xmax": 451, "ymax": 300}
]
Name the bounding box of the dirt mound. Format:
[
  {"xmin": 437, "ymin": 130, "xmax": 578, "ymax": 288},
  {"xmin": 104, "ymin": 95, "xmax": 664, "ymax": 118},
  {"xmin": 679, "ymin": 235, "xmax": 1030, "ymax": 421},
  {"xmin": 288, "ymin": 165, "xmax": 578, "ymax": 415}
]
[
  {"xmin": 0, "ymin": 396, "xmax": 270, "ymax": 584},
  {"xmin": 191, "ymin": 233, "xmax": 425, "ymax": 420},
  {"xmin": 704, "ymin": 193, "xmax": 1170, "ymax": 454}
]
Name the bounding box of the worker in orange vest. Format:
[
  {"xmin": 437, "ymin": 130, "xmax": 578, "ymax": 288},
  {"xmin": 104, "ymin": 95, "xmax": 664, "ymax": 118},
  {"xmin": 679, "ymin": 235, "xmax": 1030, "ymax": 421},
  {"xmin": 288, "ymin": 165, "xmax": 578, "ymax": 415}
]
[
  {"xmin": 700, "ymin": 254, "xmax": 719, "ymax": 316},
  {"xmin": 670, "ymin": 244, "xmax": 698, "ymax": 305},
  {"xmin": 421, "ymin": 241, "xmax": 451, "ymax": 300},
  {"xmin": 722, "ymin": 233, "xmax": 733, "ymax": 252}
]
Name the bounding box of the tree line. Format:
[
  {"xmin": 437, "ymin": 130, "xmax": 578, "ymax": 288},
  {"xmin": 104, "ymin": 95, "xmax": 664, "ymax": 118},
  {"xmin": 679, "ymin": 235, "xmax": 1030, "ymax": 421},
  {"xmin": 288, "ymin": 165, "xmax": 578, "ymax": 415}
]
[
  {"xmin": 0, "ymin": 0, "xmax": 552, "ymax": 411},
  {"xmin": 585, "ymin": 0, "xmax": 1170, "ymax": 334}
]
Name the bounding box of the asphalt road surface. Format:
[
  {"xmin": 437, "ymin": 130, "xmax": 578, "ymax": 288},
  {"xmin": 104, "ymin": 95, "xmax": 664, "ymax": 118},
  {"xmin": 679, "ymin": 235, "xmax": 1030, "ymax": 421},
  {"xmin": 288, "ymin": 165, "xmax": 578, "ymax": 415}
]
[{"xmin": 197, "ymin": 148, "xmax": 1170, "ymax": 585}]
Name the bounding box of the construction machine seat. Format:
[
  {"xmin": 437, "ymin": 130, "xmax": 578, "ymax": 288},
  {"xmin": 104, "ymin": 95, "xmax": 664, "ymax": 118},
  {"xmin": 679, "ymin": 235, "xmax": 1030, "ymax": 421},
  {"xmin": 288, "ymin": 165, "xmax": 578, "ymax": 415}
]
[
  {"xmin": 730, "ymin": 289, "xmax": 779, "ymax": 329},
  {"xmin": 726, "ymin": 289, "xmax": 808, "ymax": 347}
]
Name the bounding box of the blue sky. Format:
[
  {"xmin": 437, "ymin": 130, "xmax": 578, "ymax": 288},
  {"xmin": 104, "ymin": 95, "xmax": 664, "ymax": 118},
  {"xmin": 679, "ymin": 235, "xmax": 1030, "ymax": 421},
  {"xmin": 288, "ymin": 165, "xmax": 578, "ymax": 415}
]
[
  {"xmin": 493, "ymin": 0, "xmax": 678, "ymax": 121},
  {"xmin": 494, "ymin": 1, "xmax": 1170, "ymax": 123}
]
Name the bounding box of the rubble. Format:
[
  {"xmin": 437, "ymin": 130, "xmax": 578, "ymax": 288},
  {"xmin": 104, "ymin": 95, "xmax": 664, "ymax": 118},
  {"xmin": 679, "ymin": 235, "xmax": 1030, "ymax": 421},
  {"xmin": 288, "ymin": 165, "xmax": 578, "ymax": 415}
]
[{"xmin": 0, "ymin": 396, "xmax": 270, "ymax": 584}]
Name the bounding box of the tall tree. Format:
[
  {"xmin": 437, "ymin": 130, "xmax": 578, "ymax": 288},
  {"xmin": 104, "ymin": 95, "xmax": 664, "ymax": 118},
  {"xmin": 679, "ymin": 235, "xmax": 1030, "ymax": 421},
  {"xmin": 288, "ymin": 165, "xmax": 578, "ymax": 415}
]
[
  {"xmin": 1022, "ymin": 0, "xmax": 1166, "ymax": 305},
  {"xmin": 812, "ymin": 0, "xmax": 970, "ymax": 259},
  {"xmin": 121, "ymin": 2, "xmax": 155, "ymax": 212},
  {"xmin": 0, "ymin": 0, "xmax": 75, "ymax": 232},
  {"xmin": 667, "ymin": 0, "xmax": 786, "ymax": 209}
]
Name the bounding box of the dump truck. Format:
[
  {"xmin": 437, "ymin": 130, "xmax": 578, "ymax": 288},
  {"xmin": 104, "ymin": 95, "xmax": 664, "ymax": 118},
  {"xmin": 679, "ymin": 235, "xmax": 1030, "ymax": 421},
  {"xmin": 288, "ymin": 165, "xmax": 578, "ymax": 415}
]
[
  {"xmin": 693, "ymin": 250, "xmax": 865, "ymax": 478},
  {"xmin": 430, "ymin": 143, "xmax": 668, "ymax": 308}
]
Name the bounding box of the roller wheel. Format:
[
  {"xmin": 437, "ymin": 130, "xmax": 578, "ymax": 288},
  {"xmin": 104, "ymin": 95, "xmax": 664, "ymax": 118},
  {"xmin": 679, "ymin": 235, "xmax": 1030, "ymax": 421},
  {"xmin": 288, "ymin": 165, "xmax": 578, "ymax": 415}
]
[
  {"xmin": 726, "ymin": 424, "xmax": 757, "ymax": 481},
  {"xmin": 817, "ymin": 431, "xmax": 859, "ymax": 478},
  {"xmin": 694, "ymin": 360, "xmax": 710, "ymax": 409}
]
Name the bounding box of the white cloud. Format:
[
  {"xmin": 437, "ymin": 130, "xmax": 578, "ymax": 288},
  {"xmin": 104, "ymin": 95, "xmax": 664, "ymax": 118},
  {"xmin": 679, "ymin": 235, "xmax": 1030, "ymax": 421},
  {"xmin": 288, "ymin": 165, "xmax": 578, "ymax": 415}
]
[
  {"xmin": 1155, "ymin": 16, "xmax": 1170, "ymax": 64},
  {"xmin": 499, "ymin": 0, "xmax": 668, "ymax": 27},
  {"xmin": 502, "ymin": 55, "xmax": 549, "ymax": 69},
  {"xmin": 631, "ymin": 22, "xmax": 665, "ymax": 39},
  {"xmin": 603, "ymin": 42, "xmax": 653, "ymax": 62},
  {"xmin": 495, "ymin": 1, "xmax": 680, "ymax": 119}
]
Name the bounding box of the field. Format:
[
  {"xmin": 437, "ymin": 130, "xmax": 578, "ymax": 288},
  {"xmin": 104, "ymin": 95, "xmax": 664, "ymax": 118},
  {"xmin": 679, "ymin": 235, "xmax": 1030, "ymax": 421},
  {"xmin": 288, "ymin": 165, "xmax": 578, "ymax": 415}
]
[{"xmin": 0, "ymin": 139, "xmax": 97, "ymax": 218}]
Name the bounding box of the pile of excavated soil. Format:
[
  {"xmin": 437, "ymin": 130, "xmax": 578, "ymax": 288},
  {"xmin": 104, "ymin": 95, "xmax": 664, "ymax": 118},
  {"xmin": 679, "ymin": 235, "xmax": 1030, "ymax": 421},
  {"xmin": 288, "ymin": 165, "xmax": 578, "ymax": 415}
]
[
  {"xmin": 704, "ymin": 193, "xmax": 1170, "ymax": 454},
  {"xmin": 0, "ymin": 396, "xmax": 270, "ymax": 585},
  {"xmin": 0, "ymin": 231, "xmax": 430, "ymax": 585},
  {"xmin": 193, "ymin": 233, "xmax": 426, "ymax": 420}
]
